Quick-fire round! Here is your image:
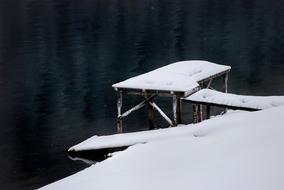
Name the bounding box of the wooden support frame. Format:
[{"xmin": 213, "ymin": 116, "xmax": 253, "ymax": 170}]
[
  {"xmin": 114, "ymin": 69, "xmax": 230, "ymax": 130},
  {"xmin": 117, "ymin": 94, "xmax": 157, "ymax": 133}
]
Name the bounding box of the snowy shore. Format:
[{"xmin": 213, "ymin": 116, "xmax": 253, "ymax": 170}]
[{"xmin": 41, "ymin": 106, "xmax": 284, "ymax": 190}]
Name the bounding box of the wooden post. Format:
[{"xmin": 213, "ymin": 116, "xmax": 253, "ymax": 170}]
[
  {"xmin": 193, "ymin": 104, "xmax": 198, "ymax": 123},
  {"xmin": 222, "ymin": 73, "xmax": 228, "ymax": 113},
  {"xmin": 198, "ymin": 104, "xmax": 203, "ymax": 122},
  {"xmin": 206, "ymin": 105, "xmax": 210, "ymax": 120},
  {"xmin": 147, "ymin": 100, "xmax": 155, "ymax": 130},
  {"xmin": 223, "ymin": 73, "xmax": 228, "ymax": 93},
  {"xmin": 172, "ymin": 94, "xmax": 178, "ymax": 126},
  {"xmin": 176, "ymin": 93, "xmax": 182, "ymax": 124},
  {"xmin": 117, "ymin": 90, "xmax": 123, "ymax": 133}
]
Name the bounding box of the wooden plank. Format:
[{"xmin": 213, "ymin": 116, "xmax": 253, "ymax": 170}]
[{"xmin": 118, "ymin": 94, "xmax": 157, "ymax": 120}]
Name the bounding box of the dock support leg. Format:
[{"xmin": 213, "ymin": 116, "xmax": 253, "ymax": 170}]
[
  {"xmin": 223, "ymin": 73, "xmax": 228, "ymax": 93},
  {"xmin": 222, "ymin": 73, "xmax": 229, "ymax": 113},
  {"xmin": 172, "ymin": 93, "xmax": 181, "ymax": 126},
  {"xmin": 206, "ymin": 105, "xmax": 210, "ymax": 120},
  {"xmin": 147, "ymin": 100, "xmax": 155, "ymax": 130},
  {"xmin": 193, "ymin": 104, "xmax": 198, "ymax": 123},
  {"xmin": 117, "ymin": 90, "xmax": 123, "ymax": 133},
  {"xmin": 198, "ymin": 104, "xmax": 203, "ymax": 122}
]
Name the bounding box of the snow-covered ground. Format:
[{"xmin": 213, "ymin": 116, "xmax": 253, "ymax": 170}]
[{"xmin": 41, "ymin": 106, "xmax": 284, "ymax": 190}]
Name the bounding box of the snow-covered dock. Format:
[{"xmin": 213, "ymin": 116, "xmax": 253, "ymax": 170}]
[
  {"xmin": 68, "ymin": 125, "xmax": 189, "ymax": 152},
  {"xmin": 68, "ymin": 89, "xmax": 284, "ymax": 153},
  {"xmin": 185, "ymin": 89, "xmax": 284, "ymax": 111},
  {"xmin": 113, "ymin": 60, "xmax": 231, "ymax": 132},
  {"xmin": 183, "ymin": 89, "xmax": 284, "ymax": 122}
]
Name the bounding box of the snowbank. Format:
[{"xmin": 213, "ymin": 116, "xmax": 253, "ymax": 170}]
[{"xmin": 41, "ymin": 106, "xmax": 284, "ymax": 190}]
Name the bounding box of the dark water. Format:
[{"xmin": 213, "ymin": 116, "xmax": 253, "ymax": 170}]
[{"xmin": 0, "ymin": 0, "xmax": 284, "ymax": 189}]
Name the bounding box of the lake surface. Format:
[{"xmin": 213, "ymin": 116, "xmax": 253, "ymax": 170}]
[{"xmin": 0, "ymin": 0, "xmax": 284, "ymax": 189}]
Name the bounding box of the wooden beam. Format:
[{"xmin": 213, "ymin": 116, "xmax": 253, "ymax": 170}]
[
  {"xmin": 118, "ymin": 94, "xmax": 157, "ymax": 120},
  {"xmin": 149, "ymin": 102, "xmax": 173, "ymax": 126}
]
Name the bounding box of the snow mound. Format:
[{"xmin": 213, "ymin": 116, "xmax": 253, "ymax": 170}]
[{"xmin": 41, "ymin": 106, "xmax": 284, "ymax": 190}]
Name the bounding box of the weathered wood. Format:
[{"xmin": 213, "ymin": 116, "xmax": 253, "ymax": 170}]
[
  {"xmin": 223, "ymin": 73, "xmax": 228, "ymax": 93},
  {"xmin": 116, "ymin": 90, "xmax": 123, "ymax": 133},
  {"xmin": 149, "ymin": 102, "xmax": 173, "ymax": 126},
  {"xmin": 148, "ymin": 101, "xmax": 155, "ymax": 130},
  {"xmin": 176, "ymin": 93, "xmax": 182, "ymax": 124},
  {"xmin": 206, "ymin": 105, "xmax": 211, "ymax": 120},
  {"xmin": 222, "ymin": 73, "xmax": 229, "ymax": 113},
  {"xmin": 192, "ymin": 104, "xmax": 198, "ymax": 123},
  {"xmin": 198, "ymin": 70, "xmax": 230, "ymax": 85},
  {"xmin": 206, "ymin": 79, "xmax": 213, "ymax": 89},
  {"xmin": 198, "ymin": 104, "xmax": 203, "ymax": 122},
  {"xmin": 172, "ymin": 93, "xmax": 182, "ymax": 126},
  {"xmin": 118, "ymin": 94, "xmax": 157, "ymax": 120}
]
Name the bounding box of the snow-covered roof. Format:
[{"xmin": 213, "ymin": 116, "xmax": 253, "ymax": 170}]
[
  {"xmin": 112, "ymin": 60, "xmax": 231, "ymax": 93},
  {"xmin": 185, "ymin": 89, "xmax": 284, "ymax": 110}
]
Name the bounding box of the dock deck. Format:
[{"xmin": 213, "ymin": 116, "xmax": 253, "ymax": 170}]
[{"xmin": 112, "ymin": 60, "xmax": 231, "ymax": 132}]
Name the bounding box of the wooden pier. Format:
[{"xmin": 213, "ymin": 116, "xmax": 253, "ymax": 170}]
[
  {"xmin": 68, "ymin": 60, "xmax": 284, "ymax": 161},
  {"xmin": 112, "ymin": 60, "xmax": 231, "ymax": 132}
]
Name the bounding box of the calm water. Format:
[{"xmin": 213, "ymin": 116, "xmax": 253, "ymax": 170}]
[{"xmin": 0, "ymin": 0, "xmax": 284, "ymax": 189}]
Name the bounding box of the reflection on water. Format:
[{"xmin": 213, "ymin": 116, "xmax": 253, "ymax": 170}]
[{"xmin": 0, "ymin": 0, "xmax": 284, "ymax": 189}]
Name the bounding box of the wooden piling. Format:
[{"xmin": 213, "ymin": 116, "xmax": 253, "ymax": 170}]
[
  {"xmin": 206, "ymin": 105, "xmax": 211, "ymax": 120},
  {"xmin": 173, "ymin": 93, "xmax": 182, "ymax": 126},
  {"xmin": 223, "ymin": 73, "xmax": 228, "ymax": 93},
  {"xmin": 116, "ymin": 90, "xmax": 123, "ymax": 133},
  {"xmin": 147, "ymin": 100, "xmax": 155, "ymax": 130}
]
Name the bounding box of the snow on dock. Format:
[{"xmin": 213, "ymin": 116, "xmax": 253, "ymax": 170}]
[
  {"xmin": 112, "ymin": 60, "xmax": 231, "ymax": 94},
  {"xmin": 113, "ymin": 60, "xmax": 231, "ymax": 132},
  {"xmin": 68, "ymin": 125, "xmax": 191, "ymax": 152},
  {"xmin": 185, "ymin": 89, "xmax": 284, "ymax": 110}
]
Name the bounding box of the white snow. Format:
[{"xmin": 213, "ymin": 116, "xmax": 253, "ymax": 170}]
[
  {"xmin": 41, "ymin": 106, "xmax": 284, "ymax": 190},
  {"xmin": 185, "ymin": 89, "xmax": 284, "ymax": 110},
  {"xmin": 112, "ymin": 60, "xmax": 230, "ymax": 93},
  {"xmin": 68, "ymin": 124, "xmax": 192, "ymax": 152}
]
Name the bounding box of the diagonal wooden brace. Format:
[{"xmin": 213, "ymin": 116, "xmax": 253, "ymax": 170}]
[
  {"xmin": 149, "ymin": 102, "xmax": 173, "ymax": 127},
  {"xmin": 118, "ymin": 94, "xmax": 157, "ymax": 120}
]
